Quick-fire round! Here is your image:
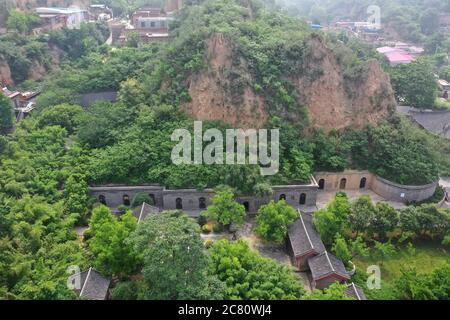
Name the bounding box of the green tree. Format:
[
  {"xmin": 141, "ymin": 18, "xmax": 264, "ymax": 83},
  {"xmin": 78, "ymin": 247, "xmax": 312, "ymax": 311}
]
[
  {"xmin": 88, "ymin": 205, "xmax": 141, "ymax": 276},
  {"xmin": 205, "ymin": 187, "xmax": 246, "ymax": 228},
  {"xmin": 371, "ymin": 202, "xmax": 399, "ymax": 240},
  {"xmin": 209, "ymin": 239, "xmax": 304, "ymax": 299},
  {"xmin": 126, "ymin": 32, "xmax": 140, "ymax": 48},
  {"xmin": 63, "ymin": 173, "xmax": 90, "ymax": 223},
  {"xmin": 394, "ymin": 264, "xmax": 450, "ymax": 300},
  {"xmin": 349, "ymin": 236, "xmax": 369, "ymax": 258},
  {"xmin": 0, "ymin": 92, "xmax": 14, "ymax": 132},
  {"xmin": 420, "ymin": 9, "xmax": 440, "ymax": 35},
  {"xmin": 6, "ymin": 10, "xmax": 40, "ymax": 34},
  {"xmin": 303, "ymin": 282, "xmax": 353, "ymax": 300},
  {"xmin": 400, "ymin": 204, "xmax": 450, "ymax": 239},
  {"xmin": 349, "ymin": 195, "xmax": 376, "ymax": 237},
  {"xmin": 127, "ymin": 211, "xmax": 225, "ymax": 299},
  {"xmin": 131, "ymin": 192, "xmax": 153, "ymax": 207},
  {"xmin": 373, "ymin": 241, "xmax": 396, "ymax": 266},
  {"xmin": 118, "ymin": 78, "xmax": 146, "ymax": 107},
  {"xmin": 111, "ymin": 280, "xmax": 145, "ymax": 300},
  {"xmin": 313, "ymin": 193, "xmax": 350, "ymax": 245},
  {"xmin": 389, "ymin": 59, "xmax": 437, "ymax": 108},
  {"xmin": 332, "ymin": 233, "xmax": 351, "ymax": 264},
  {"xmin": 36, "ymin": 104, "xmax": 84, "ymax": 135},
  {"xmin": 255, "ymin": 200, "xmax": 298, "ymax": 244}
]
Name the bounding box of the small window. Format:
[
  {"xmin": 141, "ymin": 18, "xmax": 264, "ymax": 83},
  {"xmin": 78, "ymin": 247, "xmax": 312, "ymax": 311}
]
[
  {"xmin": 140, "ymin": 21, "xmax": 145, "ymax": 28},
  {"xmin": 243, "ymin": 201, "xmax": 250, "ymax": 212},
  {"xmin": 339, "ymin": 178, "xmax": 347, "ymax": 190},
  {"xmin": 176, "ymin": 198, "xmax": 183, "ymax": 210},
  {"xmin": 123, "ymin": 195, "xmax": 130, "ymax": 206},
  {"xmin": 99, "ymin": 195, "xmax": 106, "ymax": 205},
  {"xmin": 299, "ymin": 193, "xmax": 306, "ymax": 205},
  {"xmin": 360, "ymin": 177, "xmax": 367, "ymax": 189},
  {"xmin": 279, "ymin": 194, "xmax": 286, "ymax": 201},
  {"xmin": 199, "ymin": 197, "xmax": 206, "ymax": 209},
  {"xmin": 318, "ymin": 179, "xmax": 325, "ymax": 190},
  {"xmin": 149, "ymin": 194, "xmax": 156, "ymax": 205}
]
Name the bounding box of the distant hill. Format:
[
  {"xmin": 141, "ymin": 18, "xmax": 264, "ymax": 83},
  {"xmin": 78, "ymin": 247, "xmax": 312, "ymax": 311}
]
[{"xmin": 274, "ymin": 0, "xmax": 450, "ymax": 44}]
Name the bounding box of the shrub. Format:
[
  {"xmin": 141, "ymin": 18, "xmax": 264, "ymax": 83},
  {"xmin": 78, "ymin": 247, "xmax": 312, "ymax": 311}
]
[
  {"xmin": 198, "ymin": 212, "xmax": 208, "ymax": 226},
  {"xmin": 204, "ymin": 240, "xmax": 214, "ymax": 249},
  {"xmin": 111, "ymin": 281, "xmax": 140, "ymax": 300},
  {"xmin": 202, "ymin": 224, "xmax": 212, "ymax": 234},
  {"xmin": 212, "ymin": 223, "xmax": 223, "ymax": 233}
]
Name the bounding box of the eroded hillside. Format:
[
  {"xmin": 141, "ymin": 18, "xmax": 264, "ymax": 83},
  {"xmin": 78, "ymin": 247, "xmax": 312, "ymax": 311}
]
[
  {"xmin": 182, "ymin": 33, "xmax": 268, "ymax": 128},
  {"xmin": 181, "ymin": 32, "xmax": 395, "ymax": 130}
]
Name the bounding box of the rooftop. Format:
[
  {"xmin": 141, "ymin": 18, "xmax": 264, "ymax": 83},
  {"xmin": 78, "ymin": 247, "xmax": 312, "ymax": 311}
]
[
  {"xmin": 397, "ymin": 106, "xmax": 450, "ymax": 139},
  {"xmin": 307, "ymin": 251, "xmax": 350, "ymax": 281},
  {"xmin": 288, "ymin": 211, "xmax": 325, "ymax": 257},
  {"xmin": 345, "ymin": 283, "xmax": 367, "ymax": 300},
  {"xmin": 75, "ymin": 268, "xmax": 110, "ymax": 300},
  {"xmin": 132, "ymin": 202, "xmax": 161, "ymax": 223}
]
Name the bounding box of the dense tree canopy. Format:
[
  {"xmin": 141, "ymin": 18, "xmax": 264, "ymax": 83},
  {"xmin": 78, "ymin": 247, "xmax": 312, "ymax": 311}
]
[
  {"xmin": 87, "ymin": 205, "xmax": 141, "ymax": 276},
  {"xmin": 0, "ymin": 92, "xmax": 14, "ymax": 132},
  {"xmin": 388, "ymin": 59, "xmax": 437, "ymax": 108},
  {"xmin": 209, "ymin": 239, "xmax": 305, "ymax": 299},
  {"xmin": 126, "ymin": 211, "xmax": 225, "ymax": 299},
  {"xmin": 255, "ymin": 200, "xmax": 298, "ymax": 244}
]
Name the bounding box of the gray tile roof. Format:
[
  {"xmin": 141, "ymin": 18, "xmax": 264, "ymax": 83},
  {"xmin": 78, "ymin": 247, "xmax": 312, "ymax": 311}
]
[
  {"xmin": 308, "ymin": 251, "xmax": 350, "ymax": 281},
  {"xmin": 345, "ymin": 283, "xmax": 367, "ymax": 300},
  {"xmin": 398, "ymin": 106, "xmax": 450, "ymax": 139},
  {"xmin": 78, "ymin": 91, "xmax": 118, "ymax": 108},
  {"xmin": 132, "ymin": 202, "xmax": 160, "ymax": 223},
  {"xmin": 288, "ymin": 211, "xmax": 325, "ymax": 257},
  {"xmin": 77, "ymin": 268, "xmax": 110, "ymax": 300}
]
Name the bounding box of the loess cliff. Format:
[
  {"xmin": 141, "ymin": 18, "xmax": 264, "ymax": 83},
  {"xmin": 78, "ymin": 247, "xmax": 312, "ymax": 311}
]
[{"xmin": 181, "ymin": 33, "xmax": 395, "ymax": 131}]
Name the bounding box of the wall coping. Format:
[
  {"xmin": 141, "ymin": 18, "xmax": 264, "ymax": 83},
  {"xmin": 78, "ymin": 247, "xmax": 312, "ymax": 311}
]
[
  {"xmin": 89, "ymin": 176, "xmax": 319, "ymax": 191},
  {"xmin": 314, "ymin": 170, "xmax": 438, "ymax": 190},
  {"xmin": 374, "ymin": 175, "xmax": 438, "ymax": 190}
]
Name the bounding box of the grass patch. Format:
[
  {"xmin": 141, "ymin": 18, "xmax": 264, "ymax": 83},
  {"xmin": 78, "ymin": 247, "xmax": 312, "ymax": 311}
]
[
  {"xmin": 354, "ymin": 241, "xmax": 449, "ymax": 282},
  {"xmin": 353, "ymin": 241, "xmax": 449, "ymax": 299}
]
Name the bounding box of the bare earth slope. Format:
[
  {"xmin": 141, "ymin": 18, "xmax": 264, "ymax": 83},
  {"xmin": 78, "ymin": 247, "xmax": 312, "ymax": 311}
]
[{"xmin": 181, "ymin": 33, "xmax": 395, "ymax": 130}]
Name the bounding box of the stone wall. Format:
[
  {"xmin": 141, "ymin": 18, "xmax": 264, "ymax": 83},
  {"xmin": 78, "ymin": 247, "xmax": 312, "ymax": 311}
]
[
  {"xmin": 88, "ymin": 178, "xmax": 319, "ymax": 216},
  {"xmin": 371, "ymin": 176, "xmax": 437, "ymax": 203},
  {"xmin": 162, "ymin": 189, "xmax": 214, "ymax": 213},
  {"xmin": 314, "ymin": 170, "xmax": 373, "ymax": 191},
  {"xmin": 89, "ymin": 185, "xmax": 164, "ymax": 209},
  {"xmin": 314, "ymin": 170, "xmax": 438, "ymax": 203}
]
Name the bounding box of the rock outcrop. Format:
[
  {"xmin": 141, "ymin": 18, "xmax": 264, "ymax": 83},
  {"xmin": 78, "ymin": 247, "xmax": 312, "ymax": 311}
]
[
  {"xmin": 182, "ymin": 34, "xmax": 268, "ymax": 128},
  {"xmin": 181, "ymin": 33, "xmax": 395, "ymax": 131}
]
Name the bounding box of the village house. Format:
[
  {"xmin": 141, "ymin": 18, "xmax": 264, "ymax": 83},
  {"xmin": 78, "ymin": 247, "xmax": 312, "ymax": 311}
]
[
  {"xmin": 334, "ymin": 21, "xmax": 383, "ymax": 42},
  {"xmin": 2, "ymin": 87, "xmax": 38, "ymax": 121},
  {"xmin": 438, "ymin": 79, "xmax": 450, "ymax": 99},
  {"xmin": 345, "ymin": 282, "xmax": 367, "ymax": 300},
  {"xmin": 308, "ymin": 251, "xmax": 351, "ymax": 290},
  {"xmin": 287, "ymin": 212, "xmax": 325, "ymax": 271},
  {"xmin": 34, "ymin": 7, "xmax": 88, "ymax": 34},
  {"xmin": 73, "ymin": 267, "xmax": 111, "ymax": 300},
  {"xmin": 376, "ymin": 46, "xmax": 415, "ymax": 66},
  {"xmin": 132, "ymin": 202, "xmax": 161, "ymax": 223},
  {"xmin": 120, "ymin": 7, "xmax": 171, "ymax": 44},
  {"xmin": 119, "ymin": 1, "xmax": 182, "ymax": 44},
  {"xmin": 88, "ymin": 4, "xmax": 113, "ymax": 22},
  {"xmin": 397, "ymin": 106, "xmax": 450, "ymax": 140}
]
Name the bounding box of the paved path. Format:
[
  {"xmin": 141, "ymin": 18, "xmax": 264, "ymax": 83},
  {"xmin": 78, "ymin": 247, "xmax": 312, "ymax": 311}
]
[{"xmin": 316, "ymin": 189, "xmax": 407, "ymax": 210}]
